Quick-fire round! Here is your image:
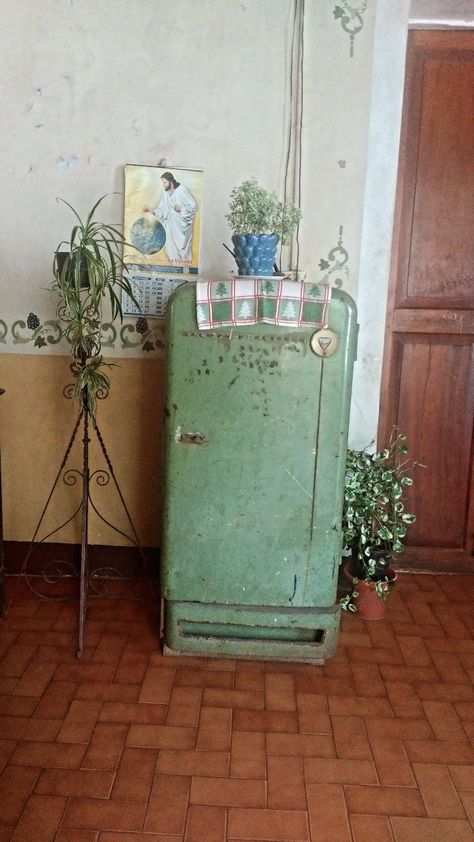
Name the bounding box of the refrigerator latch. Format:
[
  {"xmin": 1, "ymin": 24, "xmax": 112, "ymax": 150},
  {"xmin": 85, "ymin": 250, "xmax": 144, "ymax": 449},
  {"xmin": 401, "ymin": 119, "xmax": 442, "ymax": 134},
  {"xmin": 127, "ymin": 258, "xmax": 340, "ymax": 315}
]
[{"xmin": 175, "ymin": 427, "xmax": 209, "ymax": 446}]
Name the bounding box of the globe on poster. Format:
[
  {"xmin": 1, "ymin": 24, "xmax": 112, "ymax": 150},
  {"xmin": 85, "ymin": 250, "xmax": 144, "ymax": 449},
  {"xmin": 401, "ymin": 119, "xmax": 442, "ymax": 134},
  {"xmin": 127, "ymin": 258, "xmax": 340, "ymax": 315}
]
[{"xmin": 130, "ymin": 216, "xmax": 166, "ymax": 255}]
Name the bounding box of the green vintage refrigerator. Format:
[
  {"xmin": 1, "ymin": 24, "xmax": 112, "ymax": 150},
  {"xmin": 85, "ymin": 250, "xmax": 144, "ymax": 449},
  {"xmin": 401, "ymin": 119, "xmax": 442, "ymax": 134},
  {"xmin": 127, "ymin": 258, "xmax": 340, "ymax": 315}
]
[{"xmin": 160, "ymin": 282, "xmax": 357, "ymax": 663}]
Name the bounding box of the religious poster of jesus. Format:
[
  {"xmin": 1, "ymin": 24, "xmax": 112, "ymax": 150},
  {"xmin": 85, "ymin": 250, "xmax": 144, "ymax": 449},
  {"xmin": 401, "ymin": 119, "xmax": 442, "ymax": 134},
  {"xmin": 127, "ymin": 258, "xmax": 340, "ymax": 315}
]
[{"xmin": 123, "ymin": 164, "xmax": 203, "ymax": 272}]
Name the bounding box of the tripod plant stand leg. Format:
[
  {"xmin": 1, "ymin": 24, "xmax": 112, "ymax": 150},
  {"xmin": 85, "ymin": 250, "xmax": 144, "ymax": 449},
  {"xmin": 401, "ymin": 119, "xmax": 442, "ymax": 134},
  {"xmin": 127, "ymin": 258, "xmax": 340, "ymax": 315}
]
[
  {"xmin": 77, "ymin": 401, "xmax": 90, "ymax": 659},
  {"xmin": 10, "ymin": 389, "xmax": 146, "ymax": 659},
  {"xmin": 91, "ymin": 416, "xmax": 147, "ymax": 571}
]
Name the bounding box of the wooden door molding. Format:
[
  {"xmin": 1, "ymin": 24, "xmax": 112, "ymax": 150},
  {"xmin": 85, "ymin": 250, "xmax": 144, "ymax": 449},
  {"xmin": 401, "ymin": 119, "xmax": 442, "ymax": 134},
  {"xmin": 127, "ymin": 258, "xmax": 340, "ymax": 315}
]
[{"xmin": 379, "ymin": 30, "xmax": 474, "ymax": 573}]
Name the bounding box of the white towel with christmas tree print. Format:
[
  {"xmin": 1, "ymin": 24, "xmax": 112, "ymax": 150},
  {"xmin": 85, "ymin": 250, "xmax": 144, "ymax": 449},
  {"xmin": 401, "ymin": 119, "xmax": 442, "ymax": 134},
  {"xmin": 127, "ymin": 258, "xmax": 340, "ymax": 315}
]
[{"xmin": 195, "ymin": 278, "xmax": 331, "ymax": 330}]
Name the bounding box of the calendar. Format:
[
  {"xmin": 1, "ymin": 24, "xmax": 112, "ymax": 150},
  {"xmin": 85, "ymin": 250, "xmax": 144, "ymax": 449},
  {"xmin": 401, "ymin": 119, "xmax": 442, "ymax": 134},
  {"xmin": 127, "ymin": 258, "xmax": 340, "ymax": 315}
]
[{"xmin": 122, "ymin": 265, "xmax": 189, "ymax": 319}]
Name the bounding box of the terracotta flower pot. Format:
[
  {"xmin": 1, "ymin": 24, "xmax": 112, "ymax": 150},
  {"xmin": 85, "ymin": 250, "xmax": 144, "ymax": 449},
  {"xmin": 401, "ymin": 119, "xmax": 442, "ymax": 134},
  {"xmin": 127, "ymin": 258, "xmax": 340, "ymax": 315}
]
[
  {"xmin": 343, "ymin": 561, "xmax": 397, "ymax": 621},
  {"xmin": 352, "ymin": 578, "xmax": 387, "ymax": 620}
]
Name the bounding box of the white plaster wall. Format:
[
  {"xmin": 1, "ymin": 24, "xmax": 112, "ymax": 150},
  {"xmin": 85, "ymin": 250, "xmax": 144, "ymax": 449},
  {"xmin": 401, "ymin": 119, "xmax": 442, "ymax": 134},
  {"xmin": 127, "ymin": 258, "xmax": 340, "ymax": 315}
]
[
  {"xmin": 0, "ymin": 0, "xmax": 407, "ymax": 446},
  {"xmin": 410, "ymin": 0, "xmax": 474, "ymax": 26},
  {"xmin": 0, "ymin": 1, "xmax": 295, "ymax": 321},
  {"xmin": 350, "ymin": 0, "xmax": 411, "ymax": 447},
  {"xmin": 0, "ymin": 0, "xmax": 376, "ymax": 332},
  {"xmin": 299, "ymin": 3, "xmax": 375, "ymax": 289}
]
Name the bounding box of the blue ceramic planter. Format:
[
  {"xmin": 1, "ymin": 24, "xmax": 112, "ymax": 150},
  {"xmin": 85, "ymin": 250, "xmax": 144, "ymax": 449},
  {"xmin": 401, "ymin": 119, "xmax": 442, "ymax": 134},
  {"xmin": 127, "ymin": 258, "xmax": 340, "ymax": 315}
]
[{"xmin": 231, "ymin": 233, "xmax": 279, "ymax": 276}]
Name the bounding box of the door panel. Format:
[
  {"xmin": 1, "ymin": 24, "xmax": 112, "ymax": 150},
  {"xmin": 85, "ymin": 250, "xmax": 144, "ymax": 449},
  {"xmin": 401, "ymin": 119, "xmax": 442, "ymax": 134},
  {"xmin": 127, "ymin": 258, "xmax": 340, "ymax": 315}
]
[
  {"xmin": 408, "ymin": 52, "xmax": 474, "ymax": 301},
  {"xmin": 396, "ymin": 337, "xmax": 473, "ymax": 547},
  {"xmin": 380, "ymin": 30, "xmax": 474, "ymax": 573}
]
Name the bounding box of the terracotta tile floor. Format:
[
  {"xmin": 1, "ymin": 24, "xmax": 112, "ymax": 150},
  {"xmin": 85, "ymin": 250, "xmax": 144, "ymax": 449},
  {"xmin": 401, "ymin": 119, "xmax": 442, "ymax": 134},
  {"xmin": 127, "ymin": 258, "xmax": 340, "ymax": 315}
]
[{"xmin": 0, "ymin": 572, "xmax": 473, "ymax": 841}]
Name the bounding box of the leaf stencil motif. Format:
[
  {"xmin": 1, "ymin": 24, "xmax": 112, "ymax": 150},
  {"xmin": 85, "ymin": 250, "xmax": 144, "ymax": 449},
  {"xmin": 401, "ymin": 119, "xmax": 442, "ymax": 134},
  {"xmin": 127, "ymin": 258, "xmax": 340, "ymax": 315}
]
[
  {"xmin": 319, "ymin": 226, "xmax": 350, "ymax": 288},
  {"xmin": 333, "ymin": 1, "xmax": 368, "ymax": 57}
]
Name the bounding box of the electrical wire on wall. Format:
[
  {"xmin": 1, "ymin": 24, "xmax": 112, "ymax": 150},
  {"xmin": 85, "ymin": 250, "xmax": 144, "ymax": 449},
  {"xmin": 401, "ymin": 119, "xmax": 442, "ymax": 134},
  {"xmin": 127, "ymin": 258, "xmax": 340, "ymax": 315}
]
[{"xmin": 282, "ymin": 0, "xmax": 305, "ymax": 277}]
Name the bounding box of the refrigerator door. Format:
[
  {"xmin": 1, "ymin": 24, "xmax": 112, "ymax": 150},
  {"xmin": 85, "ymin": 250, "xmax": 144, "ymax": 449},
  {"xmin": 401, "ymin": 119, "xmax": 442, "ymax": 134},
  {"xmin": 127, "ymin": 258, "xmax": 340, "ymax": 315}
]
[{"xmin": 161, "ymin": 282, "xmax": 357, "ymax": 662}]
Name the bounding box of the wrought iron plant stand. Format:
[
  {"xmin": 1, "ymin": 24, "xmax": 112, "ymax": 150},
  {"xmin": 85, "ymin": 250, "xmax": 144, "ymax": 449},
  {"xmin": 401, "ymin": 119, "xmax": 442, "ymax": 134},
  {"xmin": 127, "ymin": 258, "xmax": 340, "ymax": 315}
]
[
  {"xmin": 19, "ymin": 351, "xmax": 146, "ymax": 658},
  {"xmin": 6, "ymin": 196, "xmax": 151, "ymax": 654},
  {"xmin": 0, "ymin": 388, "xmax": 5, "ymax": 619}
]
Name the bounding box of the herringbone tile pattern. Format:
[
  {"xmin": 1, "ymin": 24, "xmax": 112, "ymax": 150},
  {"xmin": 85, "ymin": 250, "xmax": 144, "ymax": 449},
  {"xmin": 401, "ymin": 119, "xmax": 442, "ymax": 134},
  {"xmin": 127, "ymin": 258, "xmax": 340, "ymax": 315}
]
[{"xmin": 0, "ymin": 573, "xmax": 473, "ymax": 841}]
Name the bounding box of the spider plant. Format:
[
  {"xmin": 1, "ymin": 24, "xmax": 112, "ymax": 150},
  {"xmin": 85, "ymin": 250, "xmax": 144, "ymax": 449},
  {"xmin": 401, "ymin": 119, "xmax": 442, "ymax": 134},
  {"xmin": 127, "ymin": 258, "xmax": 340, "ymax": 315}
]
[{"xmin": 53, "ymin": 195, "xmax": 138, "ymax": 413}]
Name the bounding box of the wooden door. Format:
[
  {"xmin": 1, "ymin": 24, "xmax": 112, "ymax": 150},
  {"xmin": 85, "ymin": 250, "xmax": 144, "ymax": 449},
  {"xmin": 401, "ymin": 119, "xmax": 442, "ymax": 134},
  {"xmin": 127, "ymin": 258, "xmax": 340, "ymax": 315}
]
[{"xmin": 379, "ymin": 30, "xmax": 474, "ymax": 573}]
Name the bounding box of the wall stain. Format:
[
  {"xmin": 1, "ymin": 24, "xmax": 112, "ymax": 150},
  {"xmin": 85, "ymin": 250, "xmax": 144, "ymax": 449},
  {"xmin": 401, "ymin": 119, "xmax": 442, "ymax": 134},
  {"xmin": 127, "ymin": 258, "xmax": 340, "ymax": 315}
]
[{"xmin": 55, "ymin": 155, "xmax": 79, "ymax": 169}]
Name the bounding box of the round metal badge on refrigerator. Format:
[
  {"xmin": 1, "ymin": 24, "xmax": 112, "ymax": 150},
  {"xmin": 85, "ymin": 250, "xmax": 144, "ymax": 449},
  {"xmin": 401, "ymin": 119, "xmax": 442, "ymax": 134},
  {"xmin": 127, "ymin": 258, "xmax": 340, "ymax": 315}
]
[{"xmin": 310, "ymin": 328, "xmax": 338, "ymax": 357}]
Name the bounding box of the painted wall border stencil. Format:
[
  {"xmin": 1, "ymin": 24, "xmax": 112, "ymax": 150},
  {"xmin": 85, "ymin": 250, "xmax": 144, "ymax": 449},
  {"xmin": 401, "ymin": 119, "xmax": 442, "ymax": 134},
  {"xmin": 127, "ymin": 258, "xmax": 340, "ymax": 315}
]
[
  {"xmin": 2, "ymin": 223, "xmax": 350, "ymax": 353},
  {"xmin": 4, "ymin": 314, "xmax": 165, "ymax": 353},
  {"xmin": 333, "ymin": 1, "xmax": 368, "ymax": 56},
  {"xmin": 319, "ymin": 226, "xmax": 349, "ymax": 288},
  {"xmin": 120, "ymin": 318, "xmax": 165, "ymax": 352}
]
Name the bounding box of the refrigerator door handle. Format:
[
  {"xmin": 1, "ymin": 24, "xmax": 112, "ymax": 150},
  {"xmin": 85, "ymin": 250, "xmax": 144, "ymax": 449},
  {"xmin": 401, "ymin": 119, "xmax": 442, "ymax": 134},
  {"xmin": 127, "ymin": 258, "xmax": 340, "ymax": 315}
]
[{"xmin": 175, "ymin": 427, "xmax": 209, "ymax": 446}]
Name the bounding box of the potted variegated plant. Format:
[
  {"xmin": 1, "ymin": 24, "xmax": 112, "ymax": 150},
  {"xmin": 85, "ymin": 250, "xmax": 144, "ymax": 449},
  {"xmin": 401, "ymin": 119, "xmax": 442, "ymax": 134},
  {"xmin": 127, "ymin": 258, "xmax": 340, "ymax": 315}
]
[
  {"xmin": 340, "ymin": 431, "xmax": 423, "ymax": 619},
  {"xmin": 226, "ymin": 179, "xmax": 301, "ymax": 276}
]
